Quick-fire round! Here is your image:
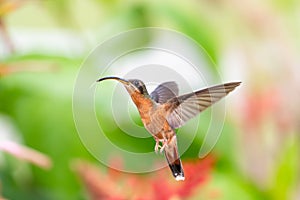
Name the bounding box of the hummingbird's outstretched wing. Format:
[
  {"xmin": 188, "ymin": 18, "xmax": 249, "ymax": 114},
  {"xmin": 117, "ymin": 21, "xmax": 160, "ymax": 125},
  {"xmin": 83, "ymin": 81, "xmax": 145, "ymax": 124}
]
[
  {"xmin": 164, "ymin": 134, "xmax": 185, "ymax": 181},
  {"xmin": 166, "ymin": 82, "xmax": 241, "ymax": 129},
  {"xmin": 150, "ymin": 82, "xmax": 179, "ymax": 104}
]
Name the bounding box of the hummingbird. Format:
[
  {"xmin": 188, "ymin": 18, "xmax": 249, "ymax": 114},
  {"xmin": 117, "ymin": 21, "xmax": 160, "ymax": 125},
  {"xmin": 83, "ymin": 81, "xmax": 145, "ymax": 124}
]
[{"xmin": 97, "ymin": 76, "xmax": 241, "ymax": 181}]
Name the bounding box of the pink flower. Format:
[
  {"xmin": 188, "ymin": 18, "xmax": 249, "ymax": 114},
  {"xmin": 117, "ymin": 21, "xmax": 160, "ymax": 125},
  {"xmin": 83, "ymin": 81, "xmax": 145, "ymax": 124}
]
[
  {"xmin": 73, "ymin": 156, "xmax": 214, "ymax": 200},
  {"xmin": 0, "ymin": 141, "xmax": 52, "ymax": 170}
]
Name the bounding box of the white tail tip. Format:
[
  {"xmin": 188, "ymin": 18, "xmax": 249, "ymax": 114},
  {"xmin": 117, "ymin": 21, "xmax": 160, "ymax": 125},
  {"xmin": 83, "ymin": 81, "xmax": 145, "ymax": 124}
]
[{"xmin": 175, "ymin": 175, "xmax": 185, "ymax": 181}]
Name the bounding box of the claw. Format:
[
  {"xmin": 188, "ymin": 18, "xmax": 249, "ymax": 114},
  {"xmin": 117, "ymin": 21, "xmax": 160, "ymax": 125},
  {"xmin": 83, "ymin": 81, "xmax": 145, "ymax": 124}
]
[
  {"xmin": 154, "ymin": 138, "xmax": 161, "ymax": 153},
  {"xmin": 154, "ymin": 138, "xmax": 168, "ymax": 154},
  {"xmin": 155, "ymin": 143, "xmax": 162, "ymax": 153},
  {"xmin": 159, "ymin": 140, "xmax": 168, "ymax": 154}
]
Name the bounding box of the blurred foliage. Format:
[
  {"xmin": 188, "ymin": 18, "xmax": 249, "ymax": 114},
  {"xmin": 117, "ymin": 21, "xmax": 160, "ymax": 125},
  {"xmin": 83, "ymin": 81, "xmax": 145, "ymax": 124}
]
[
  {"xmin": 0, "ymin": 54, "xmax": 93, "ymax": 199},
  {"xmin": 0, "ymin": 0, "xmax": 300, "ymax": 200}
]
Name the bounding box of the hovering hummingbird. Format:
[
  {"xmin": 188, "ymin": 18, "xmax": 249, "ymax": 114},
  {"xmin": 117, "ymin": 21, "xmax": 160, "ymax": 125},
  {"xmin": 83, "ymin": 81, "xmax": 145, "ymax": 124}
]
[{"xmin": 97, "ymin": 76, "xmax": 241, "ymax": 181}]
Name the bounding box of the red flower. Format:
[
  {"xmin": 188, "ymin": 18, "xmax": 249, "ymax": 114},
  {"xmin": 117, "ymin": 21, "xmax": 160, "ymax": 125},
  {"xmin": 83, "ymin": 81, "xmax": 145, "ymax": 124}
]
[{"xmin": 73, "ymin": 156, "xmax": 214, "ymax": 200}]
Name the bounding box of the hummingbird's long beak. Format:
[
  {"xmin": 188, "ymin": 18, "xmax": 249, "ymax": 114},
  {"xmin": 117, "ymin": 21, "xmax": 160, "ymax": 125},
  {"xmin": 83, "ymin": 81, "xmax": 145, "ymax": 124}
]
[{"xmin": 96, "ymin": 76, "xmax": 130, "ymax": 85}]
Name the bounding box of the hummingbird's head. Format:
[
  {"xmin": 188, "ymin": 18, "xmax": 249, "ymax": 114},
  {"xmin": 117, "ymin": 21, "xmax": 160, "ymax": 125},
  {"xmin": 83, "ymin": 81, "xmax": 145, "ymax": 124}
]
[
  {"xmin": 127, "ymin": 79, "xmax": 149, "ymax": 95},
  {"xmin": 97, "ymin": 76, "xmax": 149, "ymax": 95}
]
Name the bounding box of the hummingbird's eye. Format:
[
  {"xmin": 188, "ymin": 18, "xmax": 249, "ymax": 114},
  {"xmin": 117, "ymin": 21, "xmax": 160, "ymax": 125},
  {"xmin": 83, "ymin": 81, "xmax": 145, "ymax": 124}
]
[{"xmin": 138, "ymin": 85, "xmax": 144, "ymax": 93}]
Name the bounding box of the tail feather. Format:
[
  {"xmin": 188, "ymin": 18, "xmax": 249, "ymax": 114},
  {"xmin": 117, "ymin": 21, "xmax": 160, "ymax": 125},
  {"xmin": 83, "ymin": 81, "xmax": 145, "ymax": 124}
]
[{"xmin": 164, "ymin": 135, "xmax": 184, "ymax": 181}]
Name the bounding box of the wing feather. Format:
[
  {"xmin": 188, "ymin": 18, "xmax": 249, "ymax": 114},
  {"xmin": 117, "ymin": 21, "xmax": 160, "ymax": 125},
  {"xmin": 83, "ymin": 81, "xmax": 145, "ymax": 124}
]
[
  {"xmin": 166, "ymin": 82, "xmax": 241, "ymax": 128},
  {"xmin": 150, "ymin": 82, "xmax": 179, "ymax": 104}
]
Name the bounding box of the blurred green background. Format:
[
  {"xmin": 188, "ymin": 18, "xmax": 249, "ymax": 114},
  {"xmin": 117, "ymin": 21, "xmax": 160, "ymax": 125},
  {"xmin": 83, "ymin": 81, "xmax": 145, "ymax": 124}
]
[{"xmin": 0, "ymin": 0, "xmax": 299, "ymax": 199}]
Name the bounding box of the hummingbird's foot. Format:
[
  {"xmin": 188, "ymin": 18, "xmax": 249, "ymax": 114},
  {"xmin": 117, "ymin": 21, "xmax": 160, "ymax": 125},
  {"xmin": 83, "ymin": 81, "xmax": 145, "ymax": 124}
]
[
  {"xmin": 154, "ymin": 139, "xmax": 162, "ymax": 153},
  {"xmin": 160, "ymin": 141, "xmax": 168, "ymax": 154}
]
